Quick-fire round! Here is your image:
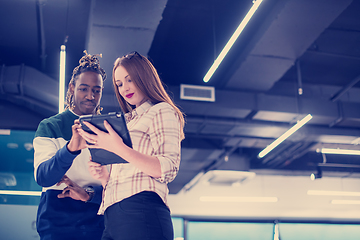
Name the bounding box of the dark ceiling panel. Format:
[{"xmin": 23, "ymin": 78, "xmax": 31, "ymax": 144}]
[{"xmin": 148, "ymin": 0, "xmax": 253, "ymax": 87}]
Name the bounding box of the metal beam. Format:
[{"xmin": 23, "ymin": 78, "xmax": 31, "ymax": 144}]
[{"xmin": 330, "ymin": 74, "xmax": 360, "ymax": 102}]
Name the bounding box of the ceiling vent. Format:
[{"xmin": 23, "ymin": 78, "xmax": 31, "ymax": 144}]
[
  {"xmin": 180, "ymin": 84, "xmax": 215, "ymax": 102},
  {"xmin": 201, "ymin": 170, "xmax": 256, "ymax": 186}
]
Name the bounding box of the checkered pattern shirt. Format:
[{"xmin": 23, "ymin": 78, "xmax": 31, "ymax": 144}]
[{"xmin": 98, "ymin": 101, "xmax": 182, "ymax": 214}]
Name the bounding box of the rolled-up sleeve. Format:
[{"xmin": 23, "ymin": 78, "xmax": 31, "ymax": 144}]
[{"xmin": 149, "ymin": 106, "xmax": 181, "ymax": 184}]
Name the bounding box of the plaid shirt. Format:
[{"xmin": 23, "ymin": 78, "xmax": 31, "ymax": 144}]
[{"xmin": 98, "ymin": 101, "xmax": 181, "ymax": 214}]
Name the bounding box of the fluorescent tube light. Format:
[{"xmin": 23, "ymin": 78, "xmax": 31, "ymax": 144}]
[
  {"xmin": 317, "ymin": 148, "xmax": 360, "ymax": 155},
  {"xmin": 258, "ymin": 114, "xmax": 313, "ymax": 158},
  {"xmin": 203, "ymin": 0, "xmax": 264, "ymax": 83},
  {"xmin": 59, "ymin": 44, "xmax": 66, "ymax": 113},
  {"xmin": 0, "ymin": 190, "xmax": 42, "ymax": 196},
  {"xmin": 331, "ymin": 200, "xmax": 360, "ymax": 205},
  {"xmin": 351, "ymin": 137, "xmax": 360, "ymax": 145},
  {"xmin": 307, "ymin": 190, "xmax": 360, "ymax": 197},
  {"xmin": 199, "ymin": 196, "xmax": 278, "ymax": 203}
]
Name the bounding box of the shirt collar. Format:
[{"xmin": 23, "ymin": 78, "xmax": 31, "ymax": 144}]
[
  {"xmin": 134, "ymin": 100, "xmax": 153, "ymax": 116},
  {"xmin": 68, "ymin": 108, "xmax": 79, "ymax": 117},
  {"xmin": 126, "ymin": 100, "xmax": 154, "ymax": 122}
]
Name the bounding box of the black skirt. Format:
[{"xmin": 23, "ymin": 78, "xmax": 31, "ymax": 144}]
[{"xmin": 101, "ymin": 191, "xmax": 173, "ymax": 240}]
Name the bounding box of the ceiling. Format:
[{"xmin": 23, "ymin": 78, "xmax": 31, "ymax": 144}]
[{"xmin": 1, "ymin": 0, "xmax": 360, "ymax": 201}]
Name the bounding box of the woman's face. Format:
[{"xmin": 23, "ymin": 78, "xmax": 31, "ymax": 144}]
[{"xmin": 114, "ymin": 65, "xmax": 146, "ymax": 108}]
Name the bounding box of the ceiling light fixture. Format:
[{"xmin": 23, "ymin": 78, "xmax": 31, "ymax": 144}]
[
  {"xmin": 199, "ymin": 196, "xmax": 278, "ymax": 203},
  {"xmin": 316, "ymin": 148, "xmax": 360, "ymax": 155},
  {"xmin": 351, "ymin": 137, "xmax": 360, "ymax": 145},
  {"xmin": 0, "ymin": 190, "xmax": 42, "ymax": 196},
  {"xmin": 58, "ymin": 45, "xmax": 66, "ymax": 113},
  {"xmin": 203, "ymin": 0, "xmax": 264, "ymax": 83},
  {"xmin": 307, "ymin": 190, "xmax": 360, "ymax": 197},
  {"xmin": 331, "ymin": 200, "xmax": 360, "ymax": 205},
  {"xmin": 310, "ymin": 166, "xmax": 322, "ymax": 180},
  {"xmin": 258, "ymin": 114, "xmax": 313, "ymax": 158}
]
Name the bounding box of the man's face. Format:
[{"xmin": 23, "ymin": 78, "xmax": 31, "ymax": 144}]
[{"xmin": 70, "ymin": 71, "xmax": 103, "ymax": 115}]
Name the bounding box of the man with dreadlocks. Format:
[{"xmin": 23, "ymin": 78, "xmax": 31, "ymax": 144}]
[{"xmin": 33, "ymin": 51, "xmax": 107, "ymax": 240}]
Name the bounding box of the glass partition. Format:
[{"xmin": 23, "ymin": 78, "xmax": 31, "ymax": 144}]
[
  {"xmin": 279, "ymin": 222, "xmax": 360, "ymax": 240},
  {"xmin": 187, "ymin": 221, "xmax": 274, "ymax": 240},
  {"xmin": 0, "ymin": 130, "xmax": 41, "ymax": 206}
]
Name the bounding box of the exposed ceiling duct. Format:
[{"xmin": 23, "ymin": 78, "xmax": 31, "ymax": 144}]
[{"xmin": 86, "ymin": 0, "xmax": 167, "ymax": 94}]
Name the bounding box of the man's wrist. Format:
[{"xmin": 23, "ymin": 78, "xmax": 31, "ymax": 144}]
[
  {"xmin": 84, "ymin": 186, "xmax": 95, "ymax": 203},
  {"xmin": 66, "ymin": 142, "xmax": 81, "ymax": 155}
]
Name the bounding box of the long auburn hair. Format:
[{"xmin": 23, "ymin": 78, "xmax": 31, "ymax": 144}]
[{"xmin": 112, "ymin": 52, "xmax": 185, "ymax": 140}]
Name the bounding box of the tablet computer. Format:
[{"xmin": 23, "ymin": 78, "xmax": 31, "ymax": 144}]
[{"xmin": 79, "ymin": 112, "xmax": 132, "ymax": 165}]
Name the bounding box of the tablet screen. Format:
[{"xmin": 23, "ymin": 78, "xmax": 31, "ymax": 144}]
[{"xmin": 79, "ymin": 112, "xmax": 132, "ymax": 165}]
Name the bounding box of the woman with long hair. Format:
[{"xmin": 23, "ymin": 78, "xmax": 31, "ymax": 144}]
[{"xmin": 79, "ymin": 51, "xmax": 185, "ymax": 240}]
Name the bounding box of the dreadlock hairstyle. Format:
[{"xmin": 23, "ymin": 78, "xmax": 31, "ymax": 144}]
[{"xmin": 65, "ymin": 50, "xmax": 106, "ymax": 115}]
